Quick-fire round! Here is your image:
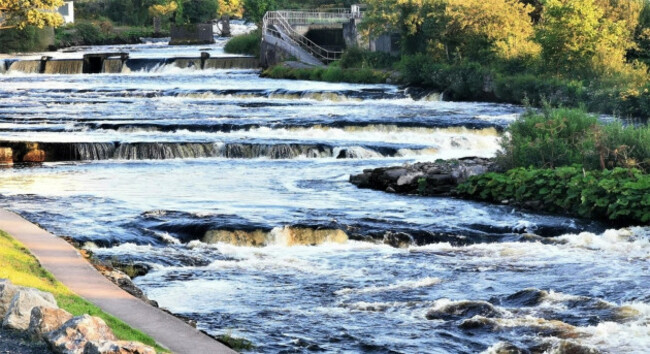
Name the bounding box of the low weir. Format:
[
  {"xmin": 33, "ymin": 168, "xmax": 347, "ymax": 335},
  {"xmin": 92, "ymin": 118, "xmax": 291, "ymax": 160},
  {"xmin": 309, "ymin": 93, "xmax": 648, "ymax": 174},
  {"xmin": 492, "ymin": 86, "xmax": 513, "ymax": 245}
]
[
  {"xmin": 0, "ymin": 141, "xmax": 421, "ymax": 162},
  {"xmin": 4, "ymin": 53, "xmax": 259, "ymax": 75}
]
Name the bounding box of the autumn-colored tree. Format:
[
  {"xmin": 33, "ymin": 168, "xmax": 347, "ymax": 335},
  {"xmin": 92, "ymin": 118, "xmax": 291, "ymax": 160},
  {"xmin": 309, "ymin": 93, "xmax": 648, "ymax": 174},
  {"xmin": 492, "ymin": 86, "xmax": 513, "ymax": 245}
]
[
  {"xmin": 362, "ymin": 0, "xmax": 538, "ymax": 61},
  {"xmin": 440, "ymin": 0, "xmax": 540, "ymax": 61},
  {"xmin": 149, "ymin": 1, "xmax": 178, "ymax": 33},
  {"xmin": 218, "ymin": 0, "xmax": 243, "ymax": 17},
  {"xmin": 536, "ymin": 0, "xmax": 641, "ymax": 78},
  {"xmin": 0, "ymin": 0, "xmax": 64, "ymax": 29}
]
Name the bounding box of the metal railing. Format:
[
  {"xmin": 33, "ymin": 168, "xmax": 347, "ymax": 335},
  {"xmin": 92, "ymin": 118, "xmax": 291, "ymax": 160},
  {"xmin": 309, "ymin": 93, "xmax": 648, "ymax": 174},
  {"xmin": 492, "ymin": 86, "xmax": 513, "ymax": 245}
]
[{"xmin": 263, "ymin": 11, "xmax": 347, "ymax": 64}]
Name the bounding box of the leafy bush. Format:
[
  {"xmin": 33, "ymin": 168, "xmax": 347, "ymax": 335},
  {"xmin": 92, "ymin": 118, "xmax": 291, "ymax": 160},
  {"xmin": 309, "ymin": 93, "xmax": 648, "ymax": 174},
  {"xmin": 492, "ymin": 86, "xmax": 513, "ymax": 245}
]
[
  {"xmin": 224, "ymin": 30, "xmax": 261, "ymax": 57},
  {"xmin": 75, "ymin": 22, "xmax": 105, "ymax": 44},
  {"xmin": 339, "ymin": 47, "xmax": 398, "ymax": 70},
  {"xmin": 262, "ymin": 65, "xmax": 389, "ymax": 84},
  {"xmin": 0, "ymin": 26, "xmax": 53, "ymax": 53},
  {"xmin": 456, "ymin": 166, "xmax": 650, "ymax": 224},
  {"xmin": 497, "ymin": 108, "xmax": 650, "ymax": 171}
]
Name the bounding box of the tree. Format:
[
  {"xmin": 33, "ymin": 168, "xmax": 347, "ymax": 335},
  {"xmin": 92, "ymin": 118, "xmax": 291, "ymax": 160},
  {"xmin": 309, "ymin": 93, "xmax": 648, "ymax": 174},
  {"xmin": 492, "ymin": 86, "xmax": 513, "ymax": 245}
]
[
  {"xmin": 536, "ymin": 0, "xmax": 639, "ymax": 78},
  {"xmin": 439, "ymin": 0, "xmax": 540, "ymax": 61},
  {"xmin": 243, "ymin": 0, "xmax": 279, "ymax": 24},
  {"xmin": 216, "ymin": 0, "xmax": 242, "ymax": 36},
  {"xmin": 0, "ymin": 0, "xmax": 64, "ymax": 29},
  {"xmin": 178, "ymin": 0, "xmax": 218, "ymax": 24},
  {"xmin": 149, "ymin": 1, "xmax": 178, "ymax": 33}
]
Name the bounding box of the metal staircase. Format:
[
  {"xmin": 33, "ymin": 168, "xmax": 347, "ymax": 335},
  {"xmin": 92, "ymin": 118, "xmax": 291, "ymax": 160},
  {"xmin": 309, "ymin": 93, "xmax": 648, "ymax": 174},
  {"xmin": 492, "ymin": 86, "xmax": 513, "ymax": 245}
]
[{"xmin": 262, "ymin": 10, "xmax": 353, "ymax": 65}]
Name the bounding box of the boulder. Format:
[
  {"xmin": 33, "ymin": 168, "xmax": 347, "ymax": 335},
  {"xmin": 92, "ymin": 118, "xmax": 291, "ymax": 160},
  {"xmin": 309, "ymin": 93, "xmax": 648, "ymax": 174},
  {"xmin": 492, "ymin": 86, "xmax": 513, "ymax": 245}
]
[
  {"xmin": 0, "ymin": 279, "xmax": 19, "ymax": 318},
  {"xmin": 0, "ymin": 148, "xmax": 13, "ymax": 164},
  {"xmin": 28, "ymin": 306, "xmax": 73, "ymax": 339},
  {"xmin": 83, "ymin": 340, "xmax": 156, "ymax": 354},
  {"xmin": 3, "ymin": 287, "xmax": 57, "ymax": 330},
  {"xmin": 350, "ymin": 158, "xmax": 495, "ymax": 196},
  {"xmin": 23, "ymin": 149, "xmax": 46, "ymax": 163},
  {"xmin": 45, "ymin": 315, "xmax": 117, "ymax": 354}
]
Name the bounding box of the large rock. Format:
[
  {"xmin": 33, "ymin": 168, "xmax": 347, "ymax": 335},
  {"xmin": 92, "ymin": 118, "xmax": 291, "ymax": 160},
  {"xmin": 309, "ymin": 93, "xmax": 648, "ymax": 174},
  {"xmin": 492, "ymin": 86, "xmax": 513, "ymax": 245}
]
[
  {"xmin": 45, "ymin": 315, "xmax": 117, "ymax": 354},
  {"xmin": 83, "ymin": 340, "xmax": 156, "ymax": 354},
  {"xmin": 28, "ymin": 306, "xmax": 73, "ymax": 339},
  {"xmin": 0, "ymin": 148, "xmax": 13, "ymax": 164},
  {"xmin": 3, "ymin": 287, "xmax": 57, "ymax": 330},
  {"xmin": 0, "ymin": 279, "xmax": 19, "ymax": 318},
  {"xmin": 350, "ymin": 157, "xmax": 494, "ymax": 195}
]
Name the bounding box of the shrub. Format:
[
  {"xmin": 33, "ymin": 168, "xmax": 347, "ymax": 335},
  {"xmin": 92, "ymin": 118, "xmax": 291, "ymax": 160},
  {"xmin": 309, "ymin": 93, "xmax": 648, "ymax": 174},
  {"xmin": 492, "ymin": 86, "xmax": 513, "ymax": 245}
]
[
  {"xmin": 497, "ymin": 108, "xmax": 600, "ymax": 170},
  {"xmin": 0, "ymin": 26, "xmax": 53, "ymax": 53},
  {"xmin": 497, "ymin": 108, "xmax": 650, "ymax": 171},
  {"xmin": 224, "ymin": 30, "xmax": 261, "ymax": 57},
  {"xmin": 74, "ymin": 22, "xmax": 105, "ymax": 44},
  {"xmin": 339, "ymin": 47, "xmax": 398, "ymax": 70},
  {"xmin": 456, "ymin": 166, "xmax": 650, "ymax": 224}
]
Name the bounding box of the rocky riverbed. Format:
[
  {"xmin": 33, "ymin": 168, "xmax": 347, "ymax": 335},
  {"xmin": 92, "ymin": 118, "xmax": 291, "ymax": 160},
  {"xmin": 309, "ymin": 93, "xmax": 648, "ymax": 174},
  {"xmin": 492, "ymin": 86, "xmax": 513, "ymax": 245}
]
[{"xmin": 350, "ymin": 157, "xmax": 494, "ymax": 195}]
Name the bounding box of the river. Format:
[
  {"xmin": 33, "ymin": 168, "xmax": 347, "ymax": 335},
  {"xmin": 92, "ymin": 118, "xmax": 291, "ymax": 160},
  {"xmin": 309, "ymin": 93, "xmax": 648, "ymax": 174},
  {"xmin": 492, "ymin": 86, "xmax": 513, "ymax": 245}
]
[{"xmin": 0, "ymin": 41, "xmax": 648, "ymax": 353}]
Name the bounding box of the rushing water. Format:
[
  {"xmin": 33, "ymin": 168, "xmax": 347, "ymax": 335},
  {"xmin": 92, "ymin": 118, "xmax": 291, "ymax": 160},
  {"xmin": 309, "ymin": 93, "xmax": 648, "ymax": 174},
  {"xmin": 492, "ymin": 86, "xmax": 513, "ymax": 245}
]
[{"xmin": 0, "ymin": 42, "xmax": 648, "ymax": 354}]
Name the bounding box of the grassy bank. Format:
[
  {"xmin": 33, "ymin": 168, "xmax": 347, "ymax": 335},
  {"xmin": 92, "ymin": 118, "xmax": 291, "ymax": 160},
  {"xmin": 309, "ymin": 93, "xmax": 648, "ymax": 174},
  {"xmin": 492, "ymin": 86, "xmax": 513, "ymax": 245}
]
[{"xmin": 0, "ymin": 230, "xmax": 165, "ymax": 352}]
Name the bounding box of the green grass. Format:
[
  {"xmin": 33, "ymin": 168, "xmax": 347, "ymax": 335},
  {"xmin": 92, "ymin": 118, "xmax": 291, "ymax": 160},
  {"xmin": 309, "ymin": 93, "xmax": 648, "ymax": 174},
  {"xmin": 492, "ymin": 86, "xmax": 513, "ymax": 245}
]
[{"xmin": 0, "ymin": 230, "xmax": 166, "ymax": 352}]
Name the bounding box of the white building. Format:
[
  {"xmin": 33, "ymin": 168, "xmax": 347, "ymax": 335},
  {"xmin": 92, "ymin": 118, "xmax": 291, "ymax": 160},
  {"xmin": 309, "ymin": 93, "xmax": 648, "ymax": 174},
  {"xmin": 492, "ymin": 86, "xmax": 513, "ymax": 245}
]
[{"xmin": 57, "ymin": 1, "xmax": 74, "ymax": 24}]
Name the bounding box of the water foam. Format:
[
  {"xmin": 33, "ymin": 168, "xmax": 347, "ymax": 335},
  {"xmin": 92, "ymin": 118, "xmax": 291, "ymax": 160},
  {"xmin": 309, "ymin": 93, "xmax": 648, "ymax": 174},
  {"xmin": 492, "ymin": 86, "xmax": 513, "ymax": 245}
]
[{"xmin": 335, "ymin": 277, "xmax": 442, "ymax": 295}]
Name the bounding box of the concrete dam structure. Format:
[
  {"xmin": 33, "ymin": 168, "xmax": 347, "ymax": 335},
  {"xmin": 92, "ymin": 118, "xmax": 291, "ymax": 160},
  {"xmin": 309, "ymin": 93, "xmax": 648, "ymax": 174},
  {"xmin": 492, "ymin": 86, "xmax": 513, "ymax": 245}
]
[
  {"xmin": 261, "ymin": 9, "xmax": 360, "ymax": 66},
  {"xmin": 2, "ymin": 53, "xmax": 259, "ymax": 75}
]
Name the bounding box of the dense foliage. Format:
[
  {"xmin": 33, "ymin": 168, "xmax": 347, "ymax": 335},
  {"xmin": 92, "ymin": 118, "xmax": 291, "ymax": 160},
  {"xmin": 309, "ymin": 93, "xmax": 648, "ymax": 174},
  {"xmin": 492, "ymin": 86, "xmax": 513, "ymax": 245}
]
[
  {"xmin": 263, "ymin": 63, "xmax": 389, "ymax": 84},
  {"xmin": 497, "ymin": 108, "xmax": 650, "ymax": 171},
  {"xmin": 0, "ymin": 0, "xmax": 64, "ymax": 29},
  {"xmin": 54, "ymin": 21, "xmax": 162, "ymax": 47},
  {"xmin": 347, "ymin": 0, "xmax": 650, "ymax": 119},
  {"xmin": 456, "ymin": 166, "xmax": 650, "ymax": 224},
  {"xmin": 224, "ymin": 29, "xmax": 261, "ymax": 56}
]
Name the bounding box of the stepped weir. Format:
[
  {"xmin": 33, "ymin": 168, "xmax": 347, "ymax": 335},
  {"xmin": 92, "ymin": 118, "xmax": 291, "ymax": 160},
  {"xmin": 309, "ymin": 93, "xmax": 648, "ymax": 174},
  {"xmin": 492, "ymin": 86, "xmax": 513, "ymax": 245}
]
[{"xmin": 4, "ymin": 52, "xmax": 259, "ymax": 75}]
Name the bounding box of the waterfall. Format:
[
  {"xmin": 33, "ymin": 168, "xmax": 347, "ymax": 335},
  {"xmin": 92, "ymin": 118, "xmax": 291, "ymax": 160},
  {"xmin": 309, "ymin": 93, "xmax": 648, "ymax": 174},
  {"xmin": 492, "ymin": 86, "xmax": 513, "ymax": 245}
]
[
  {"xmin": 204, "ymin": 57, "xmax": 259, "ymax": 69},
  {"xmin": 0, "ymin": 60, "xmax": 6, "ymax": 75},
  {"xmin": 102, "ymin": 59, "xmax": 125, "ymax": 74},
  {"xmin": 44, "ymin": 60, "xmax": 84, "ymax": 75},
  {"xmin": 202, "ymin": 226, "xmax": 348, "ymax": 247},
  {"xmin": 173, "ymin": 59, "xmax": 202, "ymax": 69},
  {"xmin": 114, "ymin": 143, "xmax": 221, "ymax": 160},
  {"xmin": 8, "ymin": 60, "xmax": 42, "ymax": 74},
  {"xmin": 73, "ymin": 143, "xmax": 116, "ymax": 160}
]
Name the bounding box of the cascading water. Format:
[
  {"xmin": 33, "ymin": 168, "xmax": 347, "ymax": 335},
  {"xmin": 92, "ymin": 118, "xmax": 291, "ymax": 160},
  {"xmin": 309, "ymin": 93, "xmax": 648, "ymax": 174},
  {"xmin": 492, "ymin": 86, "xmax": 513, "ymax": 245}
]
[
  {"xmin": 0, "ymin": 42, "xmax": 647, "ymax": 354},
  {"xmin": 8, "ymin": 60, "xmax": 41, "ymax": 74},
  {"xmin": 44, "ymin": 60, "xmax": 84, "ymax": 75}
]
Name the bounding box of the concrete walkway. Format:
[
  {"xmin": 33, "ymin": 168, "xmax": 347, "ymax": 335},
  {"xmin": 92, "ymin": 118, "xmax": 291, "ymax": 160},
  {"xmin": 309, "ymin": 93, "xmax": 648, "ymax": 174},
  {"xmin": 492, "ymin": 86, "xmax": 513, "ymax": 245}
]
[{"xmin": 0, "ymin": 210, "xmax": 235, "ymax": 354}]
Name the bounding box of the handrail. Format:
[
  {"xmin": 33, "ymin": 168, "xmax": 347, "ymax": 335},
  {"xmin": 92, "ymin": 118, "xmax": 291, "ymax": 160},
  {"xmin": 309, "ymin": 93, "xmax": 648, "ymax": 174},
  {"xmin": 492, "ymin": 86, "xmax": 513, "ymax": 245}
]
[{"xmin": 262, "ymin": 10, "xmax": 346, "ymax": 64}]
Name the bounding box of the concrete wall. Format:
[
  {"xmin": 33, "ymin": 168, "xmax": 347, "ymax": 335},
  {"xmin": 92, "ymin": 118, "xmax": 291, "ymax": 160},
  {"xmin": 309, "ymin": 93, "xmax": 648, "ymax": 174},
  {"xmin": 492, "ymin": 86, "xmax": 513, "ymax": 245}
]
[{"xmin": 169, "ymin": 24, "xmax": 214, "ymax": 45}]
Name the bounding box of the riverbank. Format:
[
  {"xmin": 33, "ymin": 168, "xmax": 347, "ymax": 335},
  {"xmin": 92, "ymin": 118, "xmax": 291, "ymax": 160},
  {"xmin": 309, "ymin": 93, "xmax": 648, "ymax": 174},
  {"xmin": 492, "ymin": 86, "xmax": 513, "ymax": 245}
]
[
  {"xmin": 0, "ymin": 210, "xmax": 235, "ymax": 353},
  {"xmin": 0, "ymin": 227, "xmax": 164, "ymax": 352}
]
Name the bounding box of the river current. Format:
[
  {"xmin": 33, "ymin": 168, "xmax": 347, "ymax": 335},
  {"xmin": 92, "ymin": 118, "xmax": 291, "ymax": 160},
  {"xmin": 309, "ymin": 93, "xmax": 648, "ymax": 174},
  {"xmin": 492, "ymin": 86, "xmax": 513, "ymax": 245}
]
[{"xmin": 0, "ymin": 41, "xmax": 648, "ymax": 353}]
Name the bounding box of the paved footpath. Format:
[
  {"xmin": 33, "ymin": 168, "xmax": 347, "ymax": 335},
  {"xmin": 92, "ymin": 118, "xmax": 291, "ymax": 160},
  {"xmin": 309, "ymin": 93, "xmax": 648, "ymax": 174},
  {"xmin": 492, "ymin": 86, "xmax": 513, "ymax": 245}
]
[{"xmin": 0, "ymin": 210, "xmax": 235, "ymax": 354}]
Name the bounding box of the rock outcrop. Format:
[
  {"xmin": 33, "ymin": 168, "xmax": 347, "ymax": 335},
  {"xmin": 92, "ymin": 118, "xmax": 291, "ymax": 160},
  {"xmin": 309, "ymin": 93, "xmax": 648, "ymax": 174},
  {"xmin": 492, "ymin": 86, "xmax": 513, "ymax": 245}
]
[
  {"xmin": 0, "ymin": 279, "xmax": 20, "ymax": 318},
  {"xmin": 3, "ymin": 287, "xmax": 58, "ymax": 330},
  {"xmin": 28, "ymin": 306, "xmax": 73, "ymax": 340},
  {"xmin": 45, "ymin": 315, "xmax": 117, "ymax": 354},
  {"xmin": 0, "ymin": 279, "xmax": 157, "ymax": 354},
  {"xmin": 350, "ymin": 157, "xmax": 494, "ymax": 196}
]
